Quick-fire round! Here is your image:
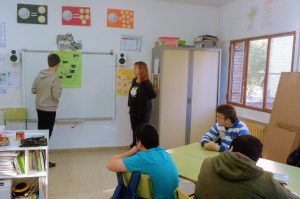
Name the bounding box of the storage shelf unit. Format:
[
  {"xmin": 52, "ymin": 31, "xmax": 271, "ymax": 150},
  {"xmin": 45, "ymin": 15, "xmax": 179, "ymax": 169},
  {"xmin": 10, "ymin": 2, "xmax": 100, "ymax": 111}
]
[{"xmin": 0, "ymin": 130, "xmax": 49, "ymax": 199}]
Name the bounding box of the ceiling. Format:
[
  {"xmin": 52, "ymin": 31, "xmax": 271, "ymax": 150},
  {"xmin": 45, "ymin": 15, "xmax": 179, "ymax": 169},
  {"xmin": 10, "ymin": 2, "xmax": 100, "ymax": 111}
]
[{"xmin": 154, "ymin": 0, "xmax": 234, "ymax": 6}]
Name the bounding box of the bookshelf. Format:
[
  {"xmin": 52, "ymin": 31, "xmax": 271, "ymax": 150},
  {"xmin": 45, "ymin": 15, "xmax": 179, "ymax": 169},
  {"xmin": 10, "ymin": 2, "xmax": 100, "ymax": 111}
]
[{"xmin": 0, "ymin": 130, "xmax": 48, "ymax": 199}]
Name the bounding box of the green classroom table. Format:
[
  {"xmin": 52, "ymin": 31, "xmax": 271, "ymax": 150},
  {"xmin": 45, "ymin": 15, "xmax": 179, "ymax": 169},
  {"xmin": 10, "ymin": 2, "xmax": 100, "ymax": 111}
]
[{"xmin": 167, "ymin": 143, "xmax": 300, "ymax": 195}]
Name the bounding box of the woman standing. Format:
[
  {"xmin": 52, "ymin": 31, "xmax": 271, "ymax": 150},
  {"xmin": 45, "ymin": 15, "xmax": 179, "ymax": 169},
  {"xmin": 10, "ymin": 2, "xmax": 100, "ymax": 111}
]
[{"xmin": 128, "ymin": 61, "xmax": 156, "ymax": 147}]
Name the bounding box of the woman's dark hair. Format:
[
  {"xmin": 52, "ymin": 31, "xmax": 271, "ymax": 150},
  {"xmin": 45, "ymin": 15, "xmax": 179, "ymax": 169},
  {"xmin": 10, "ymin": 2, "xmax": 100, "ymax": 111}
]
[
  {"xmin": 216, "ymin": 104, "xmax": 237, "ymax": 123},
  {"xmin": 48, "ymin": 53, "xmax": 61, "ymax": 67},
  {"xmin": 135, "ymin": 123, "xmax": 159, "ymax": 149},
  {"xmin": 230, "ymin": 135, "xmax": 263, "ymax": 162}
]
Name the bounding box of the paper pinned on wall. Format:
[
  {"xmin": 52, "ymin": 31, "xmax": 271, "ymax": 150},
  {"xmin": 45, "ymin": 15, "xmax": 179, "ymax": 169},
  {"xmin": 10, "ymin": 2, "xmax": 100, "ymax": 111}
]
[
  {"xmin": 0, "ymin": 72, "xmax": 8, "ymax": 87},
  {"xmin": 247, "ymin": 0, "xmax": 258, "ymax": 31},
  {"xmin": 7, "ymin": 71, "xmax": 20, "ymax": 88},
  {"xmin": 55, "ymin": 51, "xmax": 82, "ymax": 88},
  {"xmin": 0, "ymin": 23, "xmax": 5, "ymax": 47},
  {"xmin": 0, "ymin": 71, "xmax": 20, "ymax": 89},
  {"xmin": 121, "ymin": 34, "xmax": 142, "ymax": 52},
  {"xmin": 107, "ymin": 9, "xmax": 134, "ymax": 29},
  {"xmin": 62, "ymin": 6, "xmax": 91, "ymax": 26},
  {"xmin": 17, "ymin": 4, "xmax": 48, "ymax": 25},
  {"xmin": 0, "ymin": 71, "xmax": 20, "ymax": 88},
  {"xmin": 116, "ymin": 67, "xmax": 134, "ymax": 96},
  {"xmin": 154, "ymin": 58, "xmax": 159, "ymax": 74},
  {"xmin": 262, "ymin": 0, "xmax": 273, "ymax": 28},
  {"xmin": 0, "ymin": 54, "xmax": 4, "ymax": 71},
  {"xmin": 0, "ymin": 88, "xmax": 6, "ymax": 94}
]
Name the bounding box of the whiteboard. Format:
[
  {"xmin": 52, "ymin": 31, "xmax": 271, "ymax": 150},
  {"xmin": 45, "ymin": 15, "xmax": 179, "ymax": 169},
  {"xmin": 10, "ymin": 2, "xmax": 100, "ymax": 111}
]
[{"xmin": 22, "ymin": 50, "xmax": 115, "ymax": 120}]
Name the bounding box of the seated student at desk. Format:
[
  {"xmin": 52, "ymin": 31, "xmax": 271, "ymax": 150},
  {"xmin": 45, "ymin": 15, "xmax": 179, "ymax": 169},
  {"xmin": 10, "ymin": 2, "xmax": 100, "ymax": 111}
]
[
  {"xmin": 106, "ymin": 124, "xmax": 179, "ymax": 199},
  {"xmin": 195, "ymin": 135, "xmax": 299, "ymax": 199},
  {"xmin": 200, "ymin": 104, "xmax": 249, "ymax": 152}
]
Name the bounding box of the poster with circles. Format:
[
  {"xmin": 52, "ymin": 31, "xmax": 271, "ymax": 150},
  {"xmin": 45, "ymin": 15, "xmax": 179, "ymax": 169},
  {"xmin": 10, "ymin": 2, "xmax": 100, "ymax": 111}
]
[
  {"xmin": 17, "ymin": 4, "xmax": 47, "ymax": 25},
  {"xmin": 62, "ymin": 6, "xmax": 91, "ymax": 26},
  {"xmin": 107, "ymin": 9, "xmax": 134, "ymax": 29}
]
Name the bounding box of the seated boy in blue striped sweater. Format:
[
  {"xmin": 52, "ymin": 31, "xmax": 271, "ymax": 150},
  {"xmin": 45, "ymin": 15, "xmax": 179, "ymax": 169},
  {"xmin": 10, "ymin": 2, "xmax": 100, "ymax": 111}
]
[{"xmin": 200, "ymin": 104, "xmax": 249, "ymax": 152}]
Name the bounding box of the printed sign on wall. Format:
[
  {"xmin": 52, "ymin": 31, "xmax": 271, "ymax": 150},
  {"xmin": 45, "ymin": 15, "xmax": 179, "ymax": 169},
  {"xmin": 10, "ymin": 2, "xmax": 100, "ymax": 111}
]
[
  {"xmin": 17, "ymin": 4, "xmax": 47, "ymax": 25},
  {"xmin": 107, "ymin": 9, "xmax": 134, "ymax": 29},
  {"xmin": 116, "ymin": 67, "xmax": 134, "ymax": 96},
  {"xmin": 62, "ymin": 6, "xmax": 91, "ymax": 26}
]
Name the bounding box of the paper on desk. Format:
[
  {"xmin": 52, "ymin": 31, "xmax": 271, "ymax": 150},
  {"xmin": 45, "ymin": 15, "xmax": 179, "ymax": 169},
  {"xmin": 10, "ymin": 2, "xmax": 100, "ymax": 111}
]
[
  {"xmin": 273, "ymin": 173, "xmax": 289, "ymax": 185},
  {"xmin": 178, "ymin": 177, "xmax": 195, "ymax": 196}
]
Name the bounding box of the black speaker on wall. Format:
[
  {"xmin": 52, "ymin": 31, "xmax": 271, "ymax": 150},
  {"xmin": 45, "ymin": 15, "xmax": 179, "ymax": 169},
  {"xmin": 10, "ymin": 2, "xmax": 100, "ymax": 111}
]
[
  {"xmin": 9, "ymin": 49, "xmax": 20, "ymax": 63},
  {"xmin": 118, "ymin": 53, "xmax": 126, "ymax": 65}
]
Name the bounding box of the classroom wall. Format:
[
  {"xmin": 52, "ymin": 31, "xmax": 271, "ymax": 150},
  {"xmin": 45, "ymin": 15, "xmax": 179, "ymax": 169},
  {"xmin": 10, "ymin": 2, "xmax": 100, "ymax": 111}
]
[
  {"xmin": 0, "ymin": 0, "xmax": 220, "ymax": 149},
  {"xmin": 219, "ymin": 0, "xmax": 300, "ymax": 123}
]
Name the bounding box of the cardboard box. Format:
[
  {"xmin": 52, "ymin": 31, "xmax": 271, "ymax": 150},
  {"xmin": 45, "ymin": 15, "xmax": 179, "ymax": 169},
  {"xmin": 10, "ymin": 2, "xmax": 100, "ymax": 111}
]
[
  {"xmin": 269, "ymin": 73, "xmax": 300, "ymax": 130},
  {"xmin": 263, "ymin": 73, "xmax": 300, "ymax": 163},
  {"xmin": 263, "ymin": 125, "xmax": 300, "ymax": 163}
]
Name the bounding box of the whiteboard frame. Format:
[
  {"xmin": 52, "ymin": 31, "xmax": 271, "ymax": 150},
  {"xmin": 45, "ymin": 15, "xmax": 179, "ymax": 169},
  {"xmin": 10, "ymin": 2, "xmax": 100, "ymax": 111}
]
[{"xmin": 21, "ymin": 49, "xmax": 116, "ymax": 122}]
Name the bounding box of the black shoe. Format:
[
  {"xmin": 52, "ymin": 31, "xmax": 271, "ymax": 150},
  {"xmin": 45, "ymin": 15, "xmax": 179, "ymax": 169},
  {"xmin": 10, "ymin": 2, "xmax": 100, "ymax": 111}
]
[{"xmin": 49, "ymin": 162, "xmax": 56, "ymax": 168}]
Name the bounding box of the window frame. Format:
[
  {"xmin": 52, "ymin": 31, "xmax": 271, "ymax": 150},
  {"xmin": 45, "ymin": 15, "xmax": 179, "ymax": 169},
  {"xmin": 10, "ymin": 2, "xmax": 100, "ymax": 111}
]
[{"xmin": 227, "ymin": 31, "xmax": 296, "ymax": 113}]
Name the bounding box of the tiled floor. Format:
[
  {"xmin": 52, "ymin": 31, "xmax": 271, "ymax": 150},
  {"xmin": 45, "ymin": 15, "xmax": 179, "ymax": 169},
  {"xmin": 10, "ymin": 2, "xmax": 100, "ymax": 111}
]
[{"xmin": 48, "ymin": 149, "xmax": 127, "ymax": 199}]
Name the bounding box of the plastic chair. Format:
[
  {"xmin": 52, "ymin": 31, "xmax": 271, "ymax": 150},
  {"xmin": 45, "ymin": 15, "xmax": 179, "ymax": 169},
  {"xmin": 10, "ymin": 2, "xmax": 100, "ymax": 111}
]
[
  {"xmin": 175, "ymin": 188, "xmax": 193, "ymax": 199},
  {"xmin": 122, "ymin": 172, "xmax": 153, "ymax": 199},
  {"xmin": 3, "ymin": 107, "xmax": 27, "ymax": 130}
]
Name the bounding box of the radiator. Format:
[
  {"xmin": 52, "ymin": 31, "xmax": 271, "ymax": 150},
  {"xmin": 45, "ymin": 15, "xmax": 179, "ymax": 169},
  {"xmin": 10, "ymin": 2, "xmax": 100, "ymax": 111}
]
[{"xmin": 241, "ymin": 119, "xmax": 266, "ymax": 142}]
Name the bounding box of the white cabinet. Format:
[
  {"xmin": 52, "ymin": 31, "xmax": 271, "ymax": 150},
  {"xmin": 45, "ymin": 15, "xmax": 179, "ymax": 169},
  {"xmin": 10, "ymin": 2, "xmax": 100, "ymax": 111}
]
[
  {"xmin": 0, "ymin": 130, "xmax": 48, "ymax": 199},
  {"xmin": 151, "ymin": 47, "xmax": 220, "ymax": 149}
]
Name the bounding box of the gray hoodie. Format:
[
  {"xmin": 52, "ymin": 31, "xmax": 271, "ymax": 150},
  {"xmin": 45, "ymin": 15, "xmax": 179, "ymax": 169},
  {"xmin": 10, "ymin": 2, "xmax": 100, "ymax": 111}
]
[
  {"xmin": 32, "ymin": 69, "xmax": 62, "ymax": 112},
  {"xmin": 194, "ymin": 152, "xmax": 299, "ymax": 199}
]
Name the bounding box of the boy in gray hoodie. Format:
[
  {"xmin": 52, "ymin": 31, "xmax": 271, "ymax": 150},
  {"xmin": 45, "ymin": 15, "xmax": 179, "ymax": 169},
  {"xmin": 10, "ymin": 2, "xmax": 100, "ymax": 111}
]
[
  {"xmin": 32, "ymin": 53, "xmax": 61, "ymax": 168},
  {"xmin": 195, "ymin": 135, "xmax": 299, "ymax": 199}
]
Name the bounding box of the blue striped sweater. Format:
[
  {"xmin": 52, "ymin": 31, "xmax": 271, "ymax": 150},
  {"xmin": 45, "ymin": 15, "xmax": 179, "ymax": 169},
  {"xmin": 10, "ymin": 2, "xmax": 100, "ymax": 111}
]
[{"xmin": 200, "ymin": 118, "xmax": 249, "ymax": 152}]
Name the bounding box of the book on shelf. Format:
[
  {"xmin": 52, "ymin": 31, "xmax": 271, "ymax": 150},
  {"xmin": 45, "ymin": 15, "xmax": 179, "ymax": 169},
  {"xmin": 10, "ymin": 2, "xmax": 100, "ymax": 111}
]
[
  {"xmin": 14, "ymin": 152, "xmax": 25, "ymax": 174},
  {"xmin": 0, "ymin": 164, "xmax": 15, "ymax": 170},
  {"xmin": 29, "ymin": 150, "xmax": 46, "ymax": 172},
  {"xmin": 0, "ymin": 151, "xmax": 19, "ymax": 157},
  {"xmin": 0, "ymin": 151, "xmax": 18, "ymax": 176},
  {"xmin": 194, "ymin": 35, "xmax": 219, "ymax": 42},
  {"xmin": 0, "ymin": 170, "xmax": 17, "ymax": 176},
  {"xmin": 0, "ymin": 162, "xmax": 14, "ymax": 166}
]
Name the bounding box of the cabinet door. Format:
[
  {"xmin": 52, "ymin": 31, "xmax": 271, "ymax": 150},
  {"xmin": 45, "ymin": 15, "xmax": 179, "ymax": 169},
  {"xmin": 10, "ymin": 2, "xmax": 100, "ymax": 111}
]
[
  {"xmin": 159, "ymin": 49, "xmax": 189, "ymax": 149},
  {"xmin": 190, "ymin": 50, "xmax": 219, "ymax": 143}
]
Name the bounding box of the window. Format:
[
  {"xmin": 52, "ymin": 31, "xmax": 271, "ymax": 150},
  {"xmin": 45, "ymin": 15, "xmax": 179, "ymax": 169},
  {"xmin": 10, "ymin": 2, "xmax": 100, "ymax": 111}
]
[{"xmin": 227, "ymin": 32, "xmax": 296, "ymax": 112}]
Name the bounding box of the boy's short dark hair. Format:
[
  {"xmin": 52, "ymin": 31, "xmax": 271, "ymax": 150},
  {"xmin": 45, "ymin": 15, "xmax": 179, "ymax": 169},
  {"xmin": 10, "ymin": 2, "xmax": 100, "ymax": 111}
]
[
  {"xmin": 135, "ymin": 124, "xmax": 159, "ymax": 149},
  {"xmin": 216, "ymin": 104, "xmax": 237, "ymax": 123},
  {"xmin": 48, "ymin": 53, "xmax": 61, "ymax": 67},
  {"xmin": 230, "ymin": 135, "xmax": 263, "ymax": 162}
]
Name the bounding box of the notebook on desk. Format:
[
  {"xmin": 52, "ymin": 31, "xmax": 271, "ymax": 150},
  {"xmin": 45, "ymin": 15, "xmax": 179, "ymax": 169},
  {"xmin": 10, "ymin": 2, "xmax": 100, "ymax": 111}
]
[{"xmin": 179, "ymin": 177, "xmax": 195, "ymax": 196}]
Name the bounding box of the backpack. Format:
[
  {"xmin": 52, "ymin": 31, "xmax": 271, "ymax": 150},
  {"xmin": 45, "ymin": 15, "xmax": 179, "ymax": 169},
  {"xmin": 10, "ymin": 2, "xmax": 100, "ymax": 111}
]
[
  {"xmin": 112, "ymin": 172, "xmax": 141, "ymax": 199},
  {"xmin": 287, "ymin": 147, "xmax": 300, "ymax": 167}
]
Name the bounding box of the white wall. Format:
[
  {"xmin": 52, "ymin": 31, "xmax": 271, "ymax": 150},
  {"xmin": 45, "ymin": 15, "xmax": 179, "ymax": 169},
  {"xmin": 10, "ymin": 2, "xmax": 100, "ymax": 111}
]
[
  {"xmin": 0, "ymin": 0, "xmax": 219, "ymax": 149},
  {"xmin": 219, "ymin": 0, "xmax": 300, "ymax": 123}
]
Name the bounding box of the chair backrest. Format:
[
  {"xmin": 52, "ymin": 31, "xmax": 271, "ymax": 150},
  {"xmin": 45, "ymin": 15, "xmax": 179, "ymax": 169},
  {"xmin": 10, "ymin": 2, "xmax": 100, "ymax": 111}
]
[
  {"xmin": 175, "ymin": 188, "xmax": 193, "ymax": 199},
  {"xmin": 3, "ymin": 107, "xmax": 27, "ymax": 129},
  {"xmin": 4, "ymin": 107, "xmax": 27, "ymax": 120},
  {"xmin": 122, "ymin": 172, "xmax": 153, "ymax": 199}
]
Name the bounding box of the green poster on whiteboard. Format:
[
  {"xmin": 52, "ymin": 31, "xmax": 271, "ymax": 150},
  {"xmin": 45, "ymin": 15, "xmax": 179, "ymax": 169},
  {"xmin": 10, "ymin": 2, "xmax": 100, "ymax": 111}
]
[{"xmin": 55, "ymin": 51, "xmax": 82, "ymax": 88}]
